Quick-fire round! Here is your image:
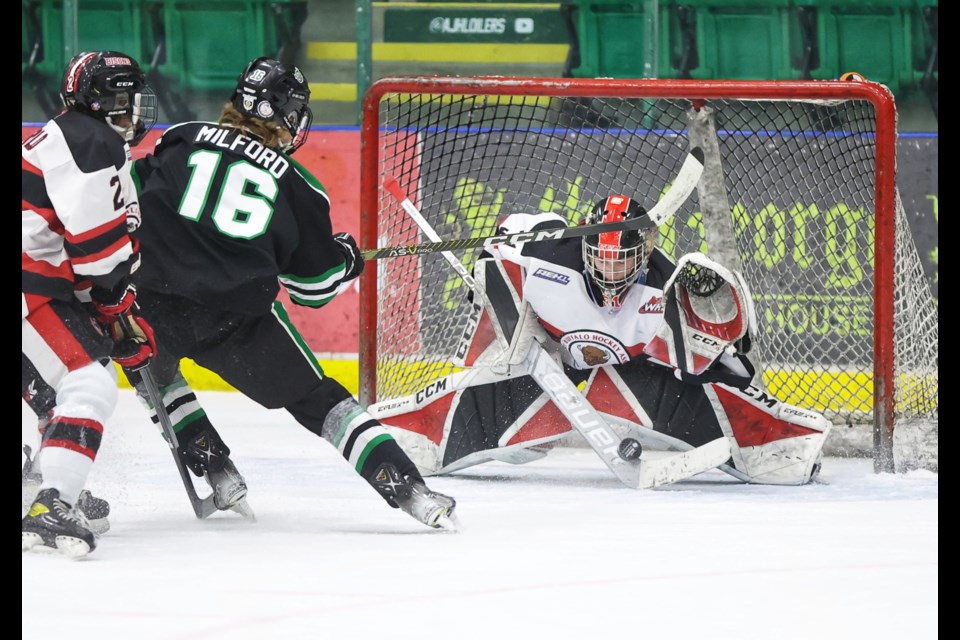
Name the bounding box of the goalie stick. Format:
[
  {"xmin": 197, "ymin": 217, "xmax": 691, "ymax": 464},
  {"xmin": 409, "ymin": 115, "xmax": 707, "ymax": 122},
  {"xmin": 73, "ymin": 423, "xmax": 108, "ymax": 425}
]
[
  {"xmin": 383, "ymin": 147, "xmax": 728, "ymax": 488},
  {"xmin": 522, "ymin": 340, "xmax": 731, "ymax": 488},
  {"xmin": 365, "ymin": 146, "xmax": 705, "ymax": 261}
]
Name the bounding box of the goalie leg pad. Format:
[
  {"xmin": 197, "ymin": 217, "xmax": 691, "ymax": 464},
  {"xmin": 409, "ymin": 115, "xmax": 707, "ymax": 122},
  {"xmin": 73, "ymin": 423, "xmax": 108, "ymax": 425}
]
[
  {"xmin": 375, "ymin": 366, "xmax": 582, "ymax": 476},
  {"xmin": 708, "ymin": 384, "xmax": 830, "ymax": 485}
]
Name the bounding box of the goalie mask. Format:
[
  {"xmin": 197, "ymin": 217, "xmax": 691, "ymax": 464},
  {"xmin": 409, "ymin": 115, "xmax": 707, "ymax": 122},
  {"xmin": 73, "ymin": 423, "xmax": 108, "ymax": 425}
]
[
  {"xmin": 582, "ymin": 195, "xmax": 656, "ymax": 308},
  {"xmin": 231, "ymin": 57, "xmax": 313, "ymax": 153},
  {"xmin": 60, "ymin": 51, "xmax": 157, "ymax": 146}
]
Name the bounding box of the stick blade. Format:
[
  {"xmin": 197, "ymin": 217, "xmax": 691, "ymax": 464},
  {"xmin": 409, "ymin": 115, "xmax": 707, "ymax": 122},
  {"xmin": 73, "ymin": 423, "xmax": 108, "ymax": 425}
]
[
  {"xmin": 636, "ymin": 437, "xmax": 732, "ymax": 489},
  {"xmin": 646, "ymin": 146, "xmax": 706, "ymax": 225},
  {"xmin": 383, "ymin": 177, "xmax": 405, "ymax": 203}
]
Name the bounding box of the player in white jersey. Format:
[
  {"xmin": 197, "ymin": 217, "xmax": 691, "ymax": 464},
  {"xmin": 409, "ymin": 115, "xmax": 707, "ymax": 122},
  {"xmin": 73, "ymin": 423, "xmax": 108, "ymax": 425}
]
[
  {"xmin": 22, "ymin": 51, "xmax": 158, "ymax": 556},
  {"xmin": 374, "ymin": 195, "xmax": 830, "ymax": 487}
]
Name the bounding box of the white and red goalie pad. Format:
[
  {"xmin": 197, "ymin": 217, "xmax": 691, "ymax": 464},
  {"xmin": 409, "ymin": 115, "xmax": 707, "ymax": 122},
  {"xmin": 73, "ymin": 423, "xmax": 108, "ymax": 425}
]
[
  {"xmin": 373, "ymin": 258, "xmax": 576, "ymax": 474},
  {"xmin": 706, "ymin": 383, "xmax": 831, "ymax": 485}
]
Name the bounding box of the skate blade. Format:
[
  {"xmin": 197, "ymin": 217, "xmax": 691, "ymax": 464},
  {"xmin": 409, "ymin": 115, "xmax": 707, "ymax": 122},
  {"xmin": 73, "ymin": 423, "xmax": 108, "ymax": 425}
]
[
  {"xmin": 85, "ymin": 517, "xmax": 111, "ymax": 537},
  {"xmin": 56, "ymin": 536, "xmax": 94, "ymax": 558},
  {"xmin": 432, "ymin": 509, "xmax": 460, "ymax": 532},
  {"xmin": 22, "ymin": 532, "xmax": 45, "ymax": 552},
  {"xmin": 229, "ymin": 498, "xmax": 257, "ymax": 522},
  {"xmin": 22, "ymin": 532, "xmax": 93, "ymax": 559}
]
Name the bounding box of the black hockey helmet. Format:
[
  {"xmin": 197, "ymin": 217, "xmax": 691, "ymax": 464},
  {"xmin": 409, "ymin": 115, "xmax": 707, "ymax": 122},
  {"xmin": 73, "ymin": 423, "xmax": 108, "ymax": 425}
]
[
  {"xmin": 230, "ymin": 57, "xmax": 313, "ymax": 153},
  {"xmin": 60, "ymin": 51, "xmax": 157, "ymax": 146},
  {"xmin": 582, "ymin": 195, "xmax": 656, "ymax": 308}
]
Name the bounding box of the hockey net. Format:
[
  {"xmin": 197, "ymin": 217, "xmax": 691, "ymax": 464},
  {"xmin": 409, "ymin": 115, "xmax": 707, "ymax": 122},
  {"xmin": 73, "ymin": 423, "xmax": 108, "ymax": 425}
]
[{"xmin": 358, "ymin": 77, "xmax": 938, "ymax": 473}]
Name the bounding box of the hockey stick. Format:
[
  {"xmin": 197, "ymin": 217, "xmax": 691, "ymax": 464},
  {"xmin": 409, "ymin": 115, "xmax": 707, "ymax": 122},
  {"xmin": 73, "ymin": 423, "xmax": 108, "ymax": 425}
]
[
  {"xmin": 365, "ymin": 146, "xmax": 704, "ymax": 261},
  {"xmin": 139, "ymin": 366, "xmax": 219, "ymax": 519}
]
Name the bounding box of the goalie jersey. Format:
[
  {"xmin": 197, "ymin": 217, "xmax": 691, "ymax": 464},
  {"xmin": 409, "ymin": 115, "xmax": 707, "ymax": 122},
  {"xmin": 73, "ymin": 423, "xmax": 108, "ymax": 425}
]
[
  {"xmin": 133, "ymin": 122, "xmax": 353, "ymax": 315},
  {"xmin": 487, "ymin": 212, "xmax": 677, "ymax": 370}
]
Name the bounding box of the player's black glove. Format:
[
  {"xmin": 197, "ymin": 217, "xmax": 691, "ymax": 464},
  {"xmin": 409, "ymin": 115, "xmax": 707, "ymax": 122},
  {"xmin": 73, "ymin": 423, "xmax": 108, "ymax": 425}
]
[
  {"xmin": 333, "ymin": 232, "xmax": 365, "ymax": 280},
  {"xmin": 91, "ymin": 282, "xmax": 157, "ymax": 371}
]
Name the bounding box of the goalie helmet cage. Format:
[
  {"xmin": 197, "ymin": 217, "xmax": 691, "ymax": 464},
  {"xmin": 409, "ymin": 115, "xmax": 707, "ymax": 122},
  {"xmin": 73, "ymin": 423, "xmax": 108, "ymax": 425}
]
[{"xmin": 358, "ymin": 76, "xmax": 938, "ymax": 473}]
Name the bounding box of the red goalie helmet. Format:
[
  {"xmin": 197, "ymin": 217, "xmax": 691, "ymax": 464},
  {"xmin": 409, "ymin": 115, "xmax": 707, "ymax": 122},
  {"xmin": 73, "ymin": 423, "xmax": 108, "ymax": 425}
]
[{"xmin": 582, "ymin": 195, "xmax": 656, "ymax": 308}]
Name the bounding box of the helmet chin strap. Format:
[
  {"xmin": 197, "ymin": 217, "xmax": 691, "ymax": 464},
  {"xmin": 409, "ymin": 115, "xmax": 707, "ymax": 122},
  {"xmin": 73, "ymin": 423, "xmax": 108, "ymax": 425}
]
[{"xmin": 106, "ymin": 116, "xmax": 135, "ymax": 142}]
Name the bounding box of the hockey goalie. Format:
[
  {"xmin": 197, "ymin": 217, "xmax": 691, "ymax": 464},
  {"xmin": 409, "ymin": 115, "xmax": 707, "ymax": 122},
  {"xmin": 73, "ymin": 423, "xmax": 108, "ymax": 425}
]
[{"xmin": 372, "ymin": 195, "xmax": 830, "ymax": 488}]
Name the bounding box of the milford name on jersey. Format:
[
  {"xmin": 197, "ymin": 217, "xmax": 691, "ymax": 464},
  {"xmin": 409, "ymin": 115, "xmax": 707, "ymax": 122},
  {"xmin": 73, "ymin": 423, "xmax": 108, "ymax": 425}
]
[
  {"xmin": 134, "ymin": 122, "xmax": 352, "ymax": 315},
  {"xmin": 192, "ymin": 125, "xmax": 290, "ymax": 178},
  {"xmin": 22, "ymin": 110, "xmax": 140, "ymax": 317},
  {"xmin": 488, "ymin": 212, "xmax": 675, "ymax": 370}
]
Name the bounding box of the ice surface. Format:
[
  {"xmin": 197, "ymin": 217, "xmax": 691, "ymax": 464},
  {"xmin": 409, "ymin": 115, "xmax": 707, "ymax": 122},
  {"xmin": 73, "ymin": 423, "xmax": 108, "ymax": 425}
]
[{"xmin": 22, "ymin": 390, "xmax": 938, "ymax": 640}]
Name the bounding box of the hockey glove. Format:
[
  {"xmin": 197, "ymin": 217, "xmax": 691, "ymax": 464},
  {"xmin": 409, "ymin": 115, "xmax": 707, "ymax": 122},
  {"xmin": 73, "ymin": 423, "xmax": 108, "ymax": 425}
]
[
  {"xmin": 92, "ymin": 282, "xmax": 157, "ymax": 371},
  {"xmin": 333, "ymin": 232, "xmax": 365, "ymax": 281},
  {"xmin": 676, "ymin": 261, "xmax": 725, "ymax": 297}
]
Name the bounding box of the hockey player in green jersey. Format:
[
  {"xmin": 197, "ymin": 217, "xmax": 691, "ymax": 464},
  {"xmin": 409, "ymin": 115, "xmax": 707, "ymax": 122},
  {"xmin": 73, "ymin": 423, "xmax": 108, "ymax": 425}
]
[{"xmin": 124, "ymin": 57, "xmax": 456, "ymax": 529}]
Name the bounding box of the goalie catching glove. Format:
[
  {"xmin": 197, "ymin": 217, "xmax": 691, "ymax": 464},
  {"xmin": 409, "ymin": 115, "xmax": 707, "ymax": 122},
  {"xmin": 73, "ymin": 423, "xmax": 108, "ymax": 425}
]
[
  {"xmin": 91, "ymin": 281, "xmax": 157, "ymax": 370},
  {"xmin": 333, "ymin": 232, "xmax": 364, "ymax": 281},
  {"xmin": 643, "ymin": 252, "xmax": 757, "ymax": 383}
]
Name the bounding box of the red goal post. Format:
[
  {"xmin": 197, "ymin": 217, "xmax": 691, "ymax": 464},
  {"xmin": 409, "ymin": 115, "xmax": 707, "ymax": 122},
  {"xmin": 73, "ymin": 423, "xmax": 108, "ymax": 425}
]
[{"xmin": 358, "ymin": 76, "xmax": 938, "ymax": 473}]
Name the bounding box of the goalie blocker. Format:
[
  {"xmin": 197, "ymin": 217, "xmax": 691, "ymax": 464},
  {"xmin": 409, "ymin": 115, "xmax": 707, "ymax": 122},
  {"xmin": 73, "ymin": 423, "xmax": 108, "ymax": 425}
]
[{"xmin": 371, "ymin": 211, "xmax": 829, "ymax": 487}]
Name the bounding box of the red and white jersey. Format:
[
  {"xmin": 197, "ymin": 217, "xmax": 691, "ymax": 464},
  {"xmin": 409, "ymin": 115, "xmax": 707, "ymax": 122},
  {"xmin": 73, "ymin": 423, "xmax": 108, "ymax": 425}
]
[
  {"xmin": 487, "ymin": 212, "xmax": 677, "ymax": 370},
  {"xmin": 22, "ymin": 110, "xmax": 141, "ymax": 317}
]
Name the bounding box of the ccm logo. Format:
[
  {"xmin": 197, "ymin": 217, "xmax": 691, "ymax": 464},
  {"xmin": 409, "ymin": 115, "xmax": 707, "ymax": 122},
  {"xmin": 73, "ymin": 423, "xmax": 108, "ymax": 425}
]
[
  {"xmin": 415, "ymin": 378, "xmax": 448, "ymax": 404},
  {"xmin": 483, "ymin": 228, "xmax": 564, "ymax": 246}
]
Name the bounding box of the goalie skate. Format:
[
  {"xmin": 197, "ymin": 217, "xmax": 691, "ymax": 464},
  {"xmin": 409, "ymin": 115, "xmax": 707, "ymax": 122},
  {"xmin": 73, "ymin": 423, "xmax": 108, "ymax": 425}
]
[
  {"xmin": 373, "ymin": 464, "xmax": 459, "ymax": 530},
  {"xmin": 22, "ymin": 488, "xmax": 96, "ymax": 558}
]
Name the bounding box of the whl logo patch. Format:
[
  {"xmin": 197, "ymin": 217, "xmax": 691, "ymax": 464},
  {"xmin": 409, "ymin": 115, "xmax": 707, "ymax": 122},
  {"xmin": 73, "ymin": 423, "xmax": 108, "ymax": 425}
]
[{"xmin": 638, "ymin": 296, "xmax": 664, "ymax": 314}]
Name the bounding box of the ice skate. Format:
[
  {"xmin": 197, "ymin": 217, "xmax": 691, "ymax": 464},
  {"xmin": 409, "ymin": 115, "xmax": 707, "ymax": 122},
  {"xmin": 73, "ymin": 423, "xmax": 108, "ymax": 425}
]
[
  {"xmin": 22, "ymin": 446, "xmax": 111, "ymax": 536},
  {"xmin": 22, "ymin": 488, "xmax": 96, "ymax": 558},
  {"xmin": 182, "ymin": 428, "xmax": 255, "ymax": 520},
  {"xmin": 373, "ymin": 464, "xmax": 458, "ymax": 530},
  {"xmin": 204, "ymin": 457, "xmax": 256, "ymax": 520}
]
